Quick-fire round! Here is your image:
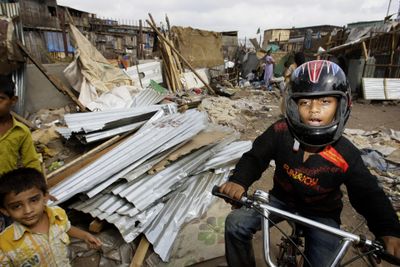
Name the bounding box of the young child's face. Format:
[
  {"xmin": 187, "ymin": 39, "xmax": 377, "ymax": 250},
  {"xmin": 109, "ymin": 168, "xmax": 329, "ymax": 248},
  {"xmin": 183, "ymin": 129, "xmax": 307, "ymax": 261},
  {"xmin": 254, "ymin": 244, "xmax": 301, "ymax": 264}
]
[
  {"xmin": 297, "ymin": 96, "xmax": 338, "ymax": 126},
  {"xmin": 0, "ymin": 92, "xmax": 17, "ymax": 118},
  {"xmin": 0, "ymin": 187, "xmax": 49, "ymax": 228}
]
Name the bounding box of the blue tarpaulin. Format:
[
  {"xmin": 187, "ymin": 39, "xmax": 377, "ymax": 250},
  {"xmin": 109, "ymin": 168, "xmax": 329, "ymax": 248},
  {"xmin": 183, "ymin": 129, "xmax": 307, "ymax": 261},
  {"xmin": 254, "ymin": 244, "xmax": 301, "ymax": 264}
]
[{"xmin": 44, "ymin": 31, "xmax": 75, "ymax": 53}]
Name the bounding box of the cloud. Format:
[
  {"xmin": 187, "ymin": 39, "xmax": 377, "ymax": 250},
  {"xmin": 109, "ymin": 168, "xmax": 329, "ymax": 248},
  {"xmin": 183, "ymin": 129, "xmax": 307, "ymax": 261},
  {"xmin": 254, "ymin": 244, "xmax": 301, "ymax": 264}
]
[{"xmin": 57, "ymin": 0, "xmax": 397, "ymax": 38}]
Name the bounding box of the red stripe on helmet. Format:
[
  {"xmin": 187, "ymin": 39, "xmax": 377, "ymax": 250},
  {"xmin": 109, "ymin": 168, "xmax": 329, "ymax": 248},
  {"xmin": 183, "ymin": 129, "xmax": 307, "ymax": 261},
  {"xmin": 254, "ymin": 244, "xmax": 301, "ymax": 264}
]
[{"xmin": 307, "ymin": 60, "xmax": 324, "ymax": 83}]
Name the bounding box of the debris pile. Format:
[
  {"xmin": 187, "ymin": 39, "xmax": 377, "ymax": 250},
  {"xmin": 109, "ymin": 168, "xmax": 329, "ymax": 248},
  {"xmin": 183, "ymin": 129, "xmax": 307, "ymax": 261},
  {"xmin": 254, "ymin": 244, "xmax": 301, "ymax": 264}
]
[
  {"xmin": 344, "ymin": 128, "xmax": 400, "ymax": 213},
  {"xmin": 2, "ymin": 6, "xmax": 400, "ymax": 267}
]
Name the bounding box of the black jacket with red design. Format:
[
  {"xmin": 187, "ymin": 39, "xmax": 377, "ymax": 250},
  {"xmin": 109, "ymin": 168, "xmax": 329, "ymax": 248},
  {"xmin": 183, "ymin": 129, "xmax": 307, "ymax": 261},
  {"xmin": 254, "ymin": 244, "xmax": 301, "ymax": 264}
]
[{"xmin": 229, "ymin": 119, "xmax": 400, "ymax": 238}]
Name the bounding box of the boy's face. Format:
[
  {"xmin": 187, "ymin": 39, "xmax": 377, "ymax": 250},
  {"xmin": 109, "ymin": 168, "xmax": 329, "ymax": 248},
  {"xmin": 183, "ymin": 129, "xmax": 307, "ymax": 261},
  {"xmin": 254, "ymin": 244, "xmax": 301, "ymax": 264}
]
[
  {"xmin": 297, "ymin": 96, "xmax": 338, "ymax": 126},
  {"xmin": 0, "ymin": 187, "xmax": 49, "ymax": 228},
  {"xmin": 0, "ymin": 92, "xmax": 17, "ymax": 117}
]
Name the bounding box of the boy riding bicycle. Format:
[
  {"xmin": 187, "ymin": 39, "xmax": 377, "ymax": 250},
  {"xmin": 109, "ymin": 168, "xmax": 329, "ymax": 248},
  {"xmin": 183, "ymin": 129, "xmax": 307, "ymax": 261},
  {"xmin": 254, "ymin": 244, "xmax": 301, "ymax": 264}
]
[{"xmin": 218, "ymin": 60, "xmax": 400, "ymax": 267}]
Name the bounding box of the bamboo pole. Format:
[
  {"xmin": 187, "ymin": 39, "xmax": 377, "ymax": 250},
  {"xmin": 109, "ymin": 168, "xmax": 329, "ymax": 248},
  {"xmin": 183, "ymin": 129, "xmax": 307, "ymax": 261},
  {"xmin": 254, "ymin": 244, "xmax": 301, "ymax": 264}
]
[{"xmin": 146, "ymin": 15, "xmax": 216, "ymax": 95}]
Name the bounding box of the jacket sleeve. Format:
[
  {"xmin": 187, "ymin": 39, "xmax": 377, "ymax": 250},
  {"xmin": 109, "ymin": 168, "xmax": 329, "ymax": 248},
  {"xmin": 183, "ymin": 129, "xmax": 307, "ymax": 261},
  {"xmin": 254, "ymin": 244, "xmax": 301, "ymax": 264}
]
[
  {"xmin": 229, "ymin": 123, "xmax": 278, "ymax": 189},
  {"xmin": 345, "ymin": 153, "xmax": 400, "ymax": 238}
]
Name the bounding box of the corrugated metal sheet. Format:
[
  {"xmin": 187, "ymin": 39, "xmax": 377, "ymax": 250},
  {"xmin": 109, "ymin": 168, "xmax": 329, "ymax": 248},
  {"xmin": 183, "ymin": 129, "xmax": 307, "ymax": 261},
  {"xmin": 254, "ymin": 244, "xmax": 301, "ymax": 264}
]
[
  {"xmin": 131, "ymin": 83, "xmax": 168, "ymax": 107},
  {"xmin": 70, "ymin": 196, "xmax": 164, "ymax": 243},
  {"xmin": 362, "ymin": 78, "xmax": 385, "ymax": 100},
  {"xmin": 60, "ymin": 104, "xmax": 176, "ymax": 135},
  {"xmin": 109, "ymin": 132, "xmax": 237, "ymax": 211},
  {"xmin": 79, "ymin": 121, "xmax": 145, "ymax": 144},
  {"xmin": 362, "ymin": 78, "xmax": 400, "ymax": 100},
  {"xmin": 0, "ymin": 3, "xmax": 19, "ymax": 17},
  {"xmin": 50, "ymin": 109, "xmax": 208, "ymax": 204},
  {"xmin": 194, "ymin": 140, "xmax": 252, "ymax": 174},
  {"xmin": 70, "ymin": 169, "xmax": 230, "ymax": 246},
  {"xmin": 66, "ymin": 126, "xmax": 251, "ymax": 255},
  {"xmin": 144, "ymin": 171, "xmax": 230, "ymax": 261},
  {"xmin": 385, "ymin": 79, "xmax": 400, "ymax": 100}
]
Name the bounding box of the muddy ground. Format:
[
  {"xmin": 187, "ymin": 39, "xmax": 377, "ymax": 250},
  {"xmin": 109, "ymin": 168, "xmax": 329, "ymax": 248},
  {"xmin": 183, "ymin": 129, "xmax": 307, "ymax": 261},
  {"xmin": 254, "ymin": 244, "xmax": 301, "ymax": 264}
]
[{"xmin": 195, "ymin": 88, "xmax": 400, "ymax": 267}]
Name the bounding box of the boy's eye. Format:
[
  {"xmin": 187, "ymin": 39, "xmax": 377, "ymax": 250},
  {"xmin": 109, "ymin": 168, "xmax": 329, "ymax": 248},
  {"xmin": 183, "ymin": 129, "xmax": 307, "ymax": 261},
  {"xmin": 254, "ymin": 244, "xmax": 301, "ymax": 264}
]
[
  {"xmin": 30, "ymin": 196, "xmax": 40, "ymax": 203},
  {"xmin": 9, "ymin": 204, "xmax": 22, "ymax": 210},
  {"xmin": 298, "ymin": 99, "xmax": 311, "ymax": 106}
]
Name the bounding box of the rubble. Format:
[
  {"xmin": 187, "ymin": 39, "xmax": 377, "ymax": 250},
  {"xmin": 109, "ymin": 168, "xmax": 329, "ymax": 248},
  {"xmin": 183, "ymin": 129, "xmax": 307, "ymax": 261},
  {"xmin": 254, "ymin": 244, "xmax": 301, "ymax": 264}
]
[
  {"xmin": 344, "ymin": 128, "xmax": 400, "ymax": 212},
  {"xmin": 1, "ymin": 4, "xmax": 400, "ymax": 266}
]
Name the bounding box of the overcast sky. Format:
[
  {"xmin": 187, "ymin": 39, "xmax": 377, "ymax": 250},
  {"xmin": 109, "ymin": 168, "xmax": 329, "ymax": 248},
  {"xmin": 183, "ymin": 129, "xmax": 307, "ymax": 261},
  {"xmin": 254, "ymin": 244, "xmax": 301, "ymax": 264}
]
[{"xmin": 57, "ymin": 0, "xmax": 398, "ymax": 39}]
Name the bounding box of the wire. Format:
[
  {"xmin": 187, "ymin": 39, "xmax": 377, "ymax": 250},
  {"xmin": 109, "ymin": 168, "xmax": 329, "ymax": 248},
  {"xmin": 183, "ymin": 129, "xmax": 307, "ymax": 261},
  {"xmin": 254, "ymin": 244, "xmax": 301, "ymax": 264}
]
[{"xmin": 340, "ymin": 248, "xmax": 378, "ymax": 266}]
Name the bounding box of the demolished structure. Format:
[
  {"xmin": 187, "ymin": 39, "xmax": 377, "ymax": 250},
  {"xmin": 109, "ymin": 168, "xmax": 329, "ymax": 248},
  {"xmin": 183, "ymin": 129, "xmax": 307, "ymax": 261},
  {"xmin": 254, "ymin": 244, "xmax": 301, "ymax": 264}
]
[{"xmin": 1, "ymin": 1, "xmax": 400, "ymax": 266}]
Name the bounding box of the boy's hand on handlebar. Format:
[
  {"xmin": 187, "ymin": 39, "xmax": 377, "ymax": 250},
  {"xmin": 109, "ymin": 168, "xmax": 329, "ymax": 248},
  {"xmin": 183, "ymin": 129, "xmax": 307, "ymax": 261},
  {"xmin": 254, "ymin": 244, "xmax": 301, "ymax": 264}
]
[
  {"xmin": 219, "ymin": 181, "xmax": 245, "ymax": 203},
  {"xmin": 382, "ymin": 236, "xmax": 400, "ymax": 258}
]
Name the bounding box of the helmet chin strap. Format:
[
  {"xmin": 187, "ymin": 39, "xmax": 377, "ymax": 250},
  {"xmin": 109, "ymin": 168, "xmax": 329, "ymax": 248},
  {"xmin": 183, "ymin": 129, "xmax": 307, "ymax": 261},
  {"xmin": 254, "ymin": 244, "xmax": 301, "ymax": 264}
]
[{"xmin": 293, "ymin": 139, "xmax": 300, "ymax": 152}]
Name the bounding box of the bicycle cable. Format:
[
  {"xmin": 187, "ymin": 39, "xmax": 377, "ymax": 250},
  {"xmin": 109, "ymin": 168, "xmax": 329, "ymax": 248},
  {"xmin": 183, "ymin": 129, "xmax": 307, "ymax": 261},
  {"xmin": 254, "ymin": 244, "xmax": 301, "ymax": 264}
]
[
  {"xmin": 252, "ymin": 205, "xmax": 313, "ymax": 267},
  {"xmin": 340, "ymin": 248, "xmax": 378, "ymax": 266}
]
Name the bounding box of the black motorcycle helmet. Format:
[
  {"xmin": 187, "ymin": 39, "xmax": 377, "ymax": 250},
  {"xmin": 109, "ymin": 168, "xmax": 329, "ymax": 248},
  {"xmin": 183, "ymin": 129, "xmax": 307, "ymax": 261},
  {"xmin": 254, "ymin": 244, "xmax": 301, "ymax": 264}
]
[{"xmin": 285, "ymin": 60, "xmax": 351, "ymax": 147}]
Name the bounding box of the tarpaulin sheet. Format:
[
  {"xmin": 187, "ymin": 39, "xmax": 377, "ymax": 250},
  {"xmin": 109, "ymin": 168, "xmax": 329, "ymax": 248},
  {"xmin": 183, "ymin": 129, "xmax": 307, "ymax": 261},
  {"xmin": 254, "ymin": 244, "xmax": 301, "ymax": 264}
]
[
  {"xmin": 64, "ymin": 24, "xmax": 132, "ymax": 107},
  {"xmin": 68, "ymin": 23, "xmax": 132, "ymax": 92},
  {"xmin": 172, "ymin": 26, "xmax": 224, "ymax": 68}
]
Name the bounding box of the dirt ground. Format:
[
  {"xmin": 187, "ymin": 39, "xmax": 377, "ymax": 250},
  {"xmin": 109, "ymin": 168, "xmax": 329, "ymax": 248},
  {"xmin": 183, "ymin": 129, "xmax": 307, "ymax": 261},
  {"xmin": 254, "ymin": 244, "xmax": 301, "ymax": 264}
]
[{"xmin": 193, "ymin": 91, "xmax": 400, "ymax": 267}]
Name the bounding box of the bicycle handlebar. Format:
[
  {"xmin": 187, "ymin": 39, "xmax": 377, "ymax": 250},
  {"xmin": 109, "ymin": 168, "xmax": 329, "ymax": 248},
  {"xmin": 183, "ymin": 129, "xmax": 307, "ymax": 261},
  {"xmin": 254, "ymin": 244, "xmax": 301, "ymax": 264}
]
[{"xmin": 212, "ymin": 185, "xmax": 400, "ymax": 266}]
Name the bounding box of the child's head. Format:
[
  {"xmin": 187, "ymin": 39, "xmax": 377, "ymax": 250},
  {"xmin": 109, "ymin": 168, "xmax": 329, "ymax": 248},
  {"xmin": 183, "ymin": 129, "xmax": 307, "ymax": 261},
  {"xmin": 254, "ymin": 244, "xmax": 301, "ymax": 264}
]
[
  {"xmin": 0, "ymin": 75, "xmax": 15, "ymax": 98},
  {"xmin": 0, "ymin": 168, "xmax": 48, "ymax": 228},
  {"xmin": 0, "ymin": 75, "xmax": 17, "ymax": 118},
  {"xmin": 285, "ymin": 60, "xmax": 351, "ymax": 147},
  {"xmin": 294, "ymin": 52, "xmax": 305, "ymax": 66}
]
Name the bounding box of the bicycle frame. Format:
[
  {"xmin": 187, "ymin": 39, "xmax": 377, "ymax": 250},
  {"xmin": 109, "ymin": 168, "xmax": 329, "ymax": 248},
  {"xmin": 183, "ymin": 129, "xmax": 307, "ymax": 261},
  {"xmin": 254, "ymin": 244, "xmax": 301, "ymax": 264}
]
[{"xmin": 250, "ymin": 190, "xmax": 375, "ymax": 267}]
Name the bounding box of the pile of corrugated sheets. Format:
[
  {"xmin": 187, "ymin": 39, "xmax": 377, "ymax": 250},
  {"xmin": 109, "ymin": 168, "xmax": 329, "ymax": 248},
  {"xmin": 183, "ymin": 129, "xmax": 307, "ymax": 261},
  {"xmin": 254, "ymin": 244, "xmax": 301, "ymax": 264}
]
[{"xmin": 50, "ymin": 108, "xmax": 252, "ymax": 262}]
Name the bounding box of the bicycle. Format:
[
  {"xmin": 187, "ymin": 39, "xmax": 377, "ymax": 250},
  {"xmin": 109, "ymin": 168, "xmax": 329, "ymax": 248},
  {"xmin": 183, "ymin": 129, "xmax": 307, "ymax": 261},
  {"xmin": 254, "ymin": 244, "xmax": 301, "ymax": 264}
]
[{"xmin": 212, "ymin": 186, "xmax": 400, "ymax": 267}]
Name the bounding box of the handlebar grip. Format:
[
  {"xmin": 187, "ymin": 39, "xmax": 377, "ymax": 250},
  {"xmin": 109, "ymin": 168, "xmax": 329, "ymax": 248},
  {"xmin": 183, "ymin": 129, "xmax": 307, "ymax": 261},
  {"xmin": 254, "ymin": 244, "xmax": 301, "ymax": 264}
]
[
  {"xmin": 211, "ymin": 185, "xmax": 244, "ymax": 207},
  {"xmin": 378, "ymin": 250, "xmax": 400, "ymax": 266}
]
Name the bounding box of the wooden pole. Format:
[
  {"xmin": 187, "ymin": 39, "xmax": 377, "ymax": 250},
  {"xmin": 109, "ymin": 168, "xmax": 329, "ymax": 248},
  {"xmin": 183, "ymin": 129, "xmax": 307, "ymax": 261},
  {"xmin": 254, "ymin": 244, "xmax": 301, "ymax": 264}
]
[
  {"xmin": 362, "ymin": 42, "xmax": 368, "ymax": 61},
  {"xmin": 146, "ymin": 16, "xmax": 216, "ymax": 95},
  {"xmin": 138, "ymin": 20, "xmax": 143, "ymax": 60},
  {"xmin": 389, "ymin": 31, "xmax": 395, "ymax": 77},
  {"xmin": 149, "ymin": 13, "xmax": 182, "ymax": 91},
  {"xmin": 129, "ymin": 236, "xmax": 150, "ymax": 267},
  {"xmin": 10, "ymin": 111, "xmax": 38, "ymax": 130}
]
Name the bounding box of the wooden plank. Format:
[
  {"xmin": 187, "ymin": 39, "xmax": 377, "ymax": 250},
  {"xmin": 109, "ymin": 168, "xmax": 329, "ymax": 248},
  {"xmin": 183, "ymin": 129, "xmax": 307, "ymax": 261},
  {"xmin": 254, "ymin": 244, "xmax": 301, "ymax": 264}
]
[
  {"xmin": 129, "ymin": 236, "xmax": 150, "ymax": 267},
  {"xmin": 47, "ymin": 134, "xmax": 128, "ymax": 188},
  {"xmin": 16, "ymin": 41, "xmax": 87, "ymax": 111},
  {"xmin": 46, "ymin": 135, "xmax": 121, "ymax": 180},
  {"xmin": 89, "ymin": 219, "xmax": 106, "ymax": 233}
]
